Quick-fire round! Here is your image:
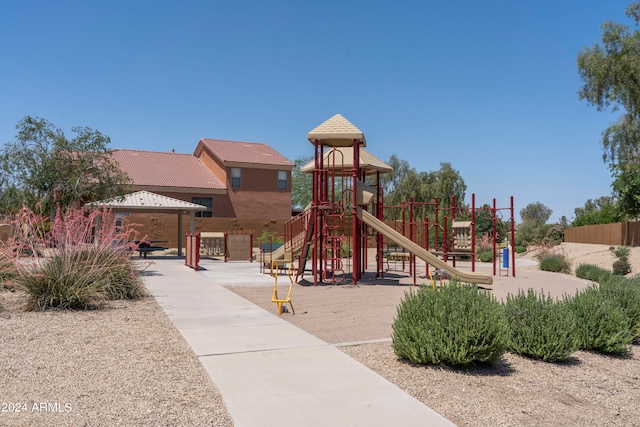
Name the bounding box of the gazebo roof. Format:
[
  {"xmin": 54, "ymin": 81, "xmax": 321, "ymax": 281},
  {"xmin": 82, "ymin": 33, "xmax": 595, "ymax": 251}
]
[
  {"xmin": 85, "ymin": 191, "xmax": 207, "ymax": 212},
  {"xmin": 300, "ymin": 147, "xmax": 392, "ymax": 176},
  {"xmin": 307, "ymin": 114, "xmax": 366, "ymax": 147}
]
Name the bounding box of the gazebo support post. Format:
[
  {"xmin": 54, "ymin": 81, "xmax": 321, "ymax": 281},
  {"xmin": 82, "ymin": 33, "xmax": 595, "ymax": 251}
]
[{"xmin": 178, "ymin": 211, "xmax": 183, "ymax": 257}]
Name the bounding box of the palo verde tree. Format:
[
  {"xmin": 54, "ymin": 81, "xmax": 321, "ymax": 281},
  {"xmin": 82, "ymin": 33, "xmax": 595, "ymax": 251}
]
[
  {"xmin": 577, "ymin": 2, "xmax": 640, "ymax": 218},
  {"xmin": 0, "ymin": 116, "xmax": 131, "ymax": 216}
]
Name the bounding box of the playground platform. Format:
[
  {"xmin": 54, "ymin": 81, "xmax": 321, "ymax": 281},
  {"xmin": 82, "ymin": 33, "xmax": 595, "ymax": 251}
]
[{"xmin": 142, "ymin": 257, "xmax": 456, "ymax": 427}]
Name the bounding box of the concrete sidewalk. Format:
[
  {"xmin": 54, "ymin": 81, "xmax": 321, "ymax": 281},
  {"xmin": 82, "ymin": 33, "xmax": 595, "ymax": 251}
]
[{"xmin": 142, "ymin": 258, "xmax": 456, "ymax": 427}]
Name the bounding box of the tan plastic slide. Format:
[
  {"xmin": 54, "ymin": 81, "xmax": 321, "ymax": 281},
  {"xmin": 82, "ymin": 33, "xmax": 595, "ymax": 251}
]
[
  {"xmin": 265, "ymin": 203, "xmax": 312, "ymax": 264},
  {"xmin": 357, "ymin": 208, "xmax": 493, "ymax": 285}
]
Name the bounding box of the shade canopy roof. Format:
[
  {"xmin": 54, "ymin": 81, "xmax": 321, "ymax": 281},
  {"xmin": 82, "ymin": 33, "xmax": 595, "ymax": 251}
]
[
  {"xmin": 307, "ymin": 114, "xmax": 366, "ymax": 147},
  {"xmin": 85, "ymin": 190, "xmax": 207, "ymax": 213},
  {"xmin": 300, "ymin": 147, "xmax": 392, "ymax": 176}
]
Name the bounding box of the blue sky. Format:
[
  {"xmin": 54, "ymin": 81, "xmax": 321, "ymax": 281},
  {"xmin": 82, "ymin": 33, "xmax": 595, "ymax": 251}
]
[{"xmin": 0, "ymin": 0, "xmax": 633, "ymax": 223}]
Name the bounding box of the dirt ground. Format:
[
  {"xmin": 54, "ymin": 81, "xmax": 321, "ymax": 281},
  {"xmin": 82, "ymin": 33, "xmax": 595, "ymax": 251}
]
[
  {"xmin": 227, "ymin": 243, "xmax": 613, "ymax": 344},
  {"xmin": 226, "ymin": 243, "xmax": 640, "ymax": 427}
]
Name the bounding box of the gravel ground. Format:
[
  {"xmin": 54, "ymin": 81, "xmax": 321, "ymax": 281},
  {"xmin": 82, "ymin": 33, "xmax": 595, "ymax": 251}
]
[
  {"xmin": 0, "ymin": 291, "xmax": 233, "ymax": 427},
  {"xmin": 341, "ymin": 342, "xmax": 640, "ymax": 427}
]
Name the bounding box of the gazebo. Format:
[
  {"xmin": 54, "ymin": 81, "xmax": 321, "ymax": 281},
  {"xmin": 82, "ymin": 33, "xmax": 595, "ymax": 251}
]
[{"xmin": 85, "ymin": 190, "xmax": 207, "ymax": 256}]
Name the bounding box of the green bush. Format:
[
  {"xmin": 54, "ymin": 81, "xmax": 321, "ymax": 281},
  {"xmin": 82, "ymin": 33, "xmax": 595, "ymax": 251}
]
[
  {"xmin": 539, "ymin": 255, "xmax": 570, "ymax": 273},
  {"xmin": 17, "ymin": 246, "xmax": 146, "ymax": 310},
  {"xmin": 575, "ymin": 263, "xmax": 612, "ymax": 283},
  {"xmin": 392, "ymin": 280, "xmax": 507, "ymax": 366},
  {"xmin": 542, "ymin": 225, "xmax": 564, "ymax": 245},
  {"xmin": 613, "ymin": 258, "xmax": 632, "ymax": 276},
  {"xmin": 599, "ymin": 276, "xmax": 640, "ymax": 337},
  {"xmin": 570, "ymin": 285, "xmax": 634, "ymax": 353},
  {"xmin": 514, "ymin": 245, "xmax": 527, "ymax": 254},
  {"xmin": 479, "ymin": 250, "xmax": 493, "ymax": 262},
  {"xmin": 504, "ymin": 289, "xmax": 580, "ymax": 362},
  {"xmin": 613, "ymin": 246, "xmax": 631, "ymax": 259}
]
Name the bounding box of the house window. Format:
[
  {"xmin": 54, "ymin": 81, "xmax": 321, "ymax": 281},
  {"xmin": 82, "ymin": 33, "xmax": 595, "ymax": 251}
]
[
  {"xmin": 115, "ymin": 212, "xmax": 129, "ymax": 228},
  {"xmin": 231, "ymin": 168, "xmax": 241, "ymax": 188},
  {"xmin": 278, "ymin": 171, "xmax": 288, "ymax": 190},
  {"xmin": 192, "ymin": 197, "xmax": 213, "ymax": 218}
]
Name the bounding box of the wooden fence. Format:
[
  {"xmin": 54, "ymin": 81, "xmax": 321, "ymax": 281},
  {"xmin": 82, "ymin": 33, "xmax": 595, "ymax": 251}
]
[{"xmin": 564, "ymin": 222, "xmax": 640, "ymax": 246}]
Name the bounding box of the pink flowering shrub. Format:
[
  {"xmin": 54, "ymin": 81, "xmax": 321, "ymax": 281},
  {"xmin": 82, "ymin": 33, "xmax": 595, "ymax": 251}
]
[{"xmin": 1, "ymin": 206, "xmax": 147, "ymax": 309}]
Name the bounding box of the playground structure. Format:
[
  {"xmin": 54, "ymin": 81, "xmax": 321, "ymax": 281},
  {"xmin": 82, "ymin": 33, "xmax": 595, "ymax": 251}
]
[{"xmin": 266, "ymin": 114, "xmax": 515, "ymax": 286}]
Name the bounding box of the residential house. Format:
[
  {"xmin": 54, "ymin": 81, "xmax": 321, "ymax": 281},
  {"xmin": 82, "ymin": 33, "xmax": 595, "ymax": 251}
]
[{"xmin": 111, "ymin": 139, "xmax": 294, "ymax": 247}]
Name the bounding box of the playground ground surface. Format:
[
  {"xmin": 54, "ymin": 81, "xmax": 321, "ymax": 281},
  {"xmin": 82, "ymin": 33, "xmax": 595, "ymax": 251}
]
[{"xmin": 226, "ymin": 242, "xmax": 640, "ymax": 427}]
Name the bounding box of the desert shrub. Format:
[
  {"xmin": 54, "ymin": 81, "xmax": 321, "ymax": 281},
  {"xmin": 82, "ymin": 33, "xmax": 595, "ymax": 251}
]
[
  {"xmin": 611, "ymin": 246, "xmax": 632, "ymax": 276},
  {"xmin": 256, "ymin": 230, "xmax": 283, "ymax": 245},
  {"xmin": 535, "ymin": 246, "xmax": 571, "ymax": 273},
  {"xmin": 612, "ymin": 246, "xmax": 631, "ymax": 259},
  {"xmin": 504, "ymin": 289, "xmax": 579, "ymax": 362},
  {"xmin": 17, "ymin": 245, "xmax": 145, "ymax": 310},
  {"xmin": 514, "ymin": 245, "xmax": 527, "ymax": 253},
  {"xmin": 0, "ymin": 255, "xmax": 17, "ymax": 288},
  {"xmin": 570, "ymin": 285, "xmax": 634, "ymax": 353},
  {"xmin": 392, "ymin": 280, "xmax": 507, "ymax": 366},
  {"xmin": 575, "ymin": 263, "xmax": 612, "ymax": 282},
  {"xmin": 539, "ymin": 255, "xmax": 570, "ymax": 273},
  {"xmin": 479, "ymin": 250, "xmax": 493, "ymax": 263},
  {"xmin": 542, "ymin": 225, "xmax": 564, "ymax": 245},
  {"xmin": 598, "ymin": 276, "xmax": 640, "ymax": 337},
  {"xmin": 475, "ymin": 233, "xmax": 492, "ymax": 254},
  {"xmin": 11, "ymin": 206, "xmax": 146, "ymax": 310},
  {"xmin": 613, "ymin": 258, "xmax": 632, "ymax": 275}
]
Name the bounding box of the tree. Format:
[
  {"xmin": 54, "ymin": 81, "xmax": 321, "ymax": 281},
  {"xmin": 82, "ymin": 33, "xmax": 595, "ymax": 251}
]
[
  {"xmin": 422, "ymin": 162, "xmax": 467, "ymax": 208},
  {"xmin": 290, "ymin": 155, "xmax": 313, "ymax": 210},
  {"xmin": 517, "ymin": 202, "xmax": 553, "ymax": 244},
  {"xmin": 380, "ymin": 154, "xmax": 414, "ymax": 196},
  {"xmin": 611, "ymin": 164, "xmax": 640, "ymax": 218},
  {"xmin": 577, "ymin": 2, "xmax": 640, "ymax": 167},
  {"xmin": 572, "ymin": 196, "xmax": 622, "ymax": 226},
  {"xmin": 0, "ymin": 116, "xmax": 131, "ymax": 215}
]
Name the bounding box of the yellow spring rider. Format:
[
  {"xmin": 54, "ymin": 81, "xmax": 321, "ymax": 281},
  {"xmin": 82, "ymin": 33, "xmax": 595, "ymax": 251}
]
[{"xmin": 270, "ymin": 260, "xmax": 295, "ymax": 315}]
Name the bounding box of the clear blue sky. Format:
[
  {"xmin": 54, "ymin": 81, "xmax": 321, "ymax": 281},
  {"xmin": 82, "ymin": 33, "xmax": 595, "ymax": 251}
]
[{"xmin": 0, "ymin": 0, "xmax": 633, "ymax": 223}]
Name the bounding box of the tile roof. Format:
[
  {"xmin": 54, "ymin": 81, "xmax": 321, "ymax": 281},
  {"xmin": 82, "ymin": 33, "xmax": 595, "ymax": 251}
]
[
  {"xmin": 86, "ymin": 190, "xmax": 207, "ymax": 211},
  {"xmin": 307, "ymin": 114, "xmax": 366, "ymax": 147},
  {"xmin": 111, "ymin": 149, "xmax": 226, "ymax": 190},
  {"xmin": 196, "ymin": 139, "xmax": 294, "ymax": 168}
]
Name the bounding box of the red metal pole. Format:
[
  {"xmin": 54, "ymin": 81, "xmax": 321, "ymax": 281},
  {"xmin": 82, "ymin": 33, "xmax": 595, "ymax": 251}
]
[
  {"xmin": 492, "ymin": 198, "xmax": 497, "ymax": 276},
  {"xmin": 443, "ymin": 215, "xmax": 448, "ymax": 262},
  {"xmin": 352, "ymin": 140, "xmax": 360, "ymax": 285},
  {"xmin": 511, "ymin": 195, "xmax": 516, "ymax": 277},
  {"xmin": 409, "ymin": 196, "xmax": 413, "ymax": 276},
  {"xmin": 471, "ymin": 193, "xmax": 476, "ymax": 272},
  {"xmin": 435, "ymin": 198, "xmax": 439, "ymax": 251}
]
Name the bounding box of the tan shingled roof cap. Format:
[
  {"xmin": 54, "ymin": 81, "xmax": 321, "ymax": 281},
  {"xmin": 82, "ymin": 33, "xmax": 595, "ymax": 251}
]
[
  {"xmin": 307, "ymin": 114, "xmax": 366, "ymax": 147},
  {"xmin": 86, "ymin": 191, "xmax": 207, "ymax": 211},
  {"xmin": 300, "ymin": 147, "xmax": 392, "ymax": 176}
]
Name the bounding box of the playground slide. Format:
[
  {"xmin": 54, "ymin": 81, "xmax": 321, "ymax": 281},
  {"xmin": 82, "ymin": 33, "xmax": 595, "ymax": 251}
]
[
  {"xmin": 357, "ymin": 208, "xmax": 493, "ymax": 286},
  {"xmin": 265, "ymin": 202, "xmax": 313, "ymax": 264}
]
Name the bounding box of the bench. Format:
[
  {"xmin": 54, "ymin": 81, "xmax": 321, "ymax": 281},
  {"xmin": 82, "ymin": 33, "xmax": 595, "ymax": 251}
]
[
  {"xmin": 387, "ymin": 252, "xmax": 410, "ymax": 261},
  {"xmin": 134, "ymin": 241, "xmax": 168, "ymax": 258}
]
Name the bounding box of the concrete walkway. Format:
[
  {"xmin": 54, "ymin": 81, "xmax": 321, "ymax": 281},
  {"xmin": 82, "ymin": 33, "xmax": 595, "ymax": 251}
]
[{"xmin": 142, "ymin": 258, "xmax": 456, "ymax": 427}]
